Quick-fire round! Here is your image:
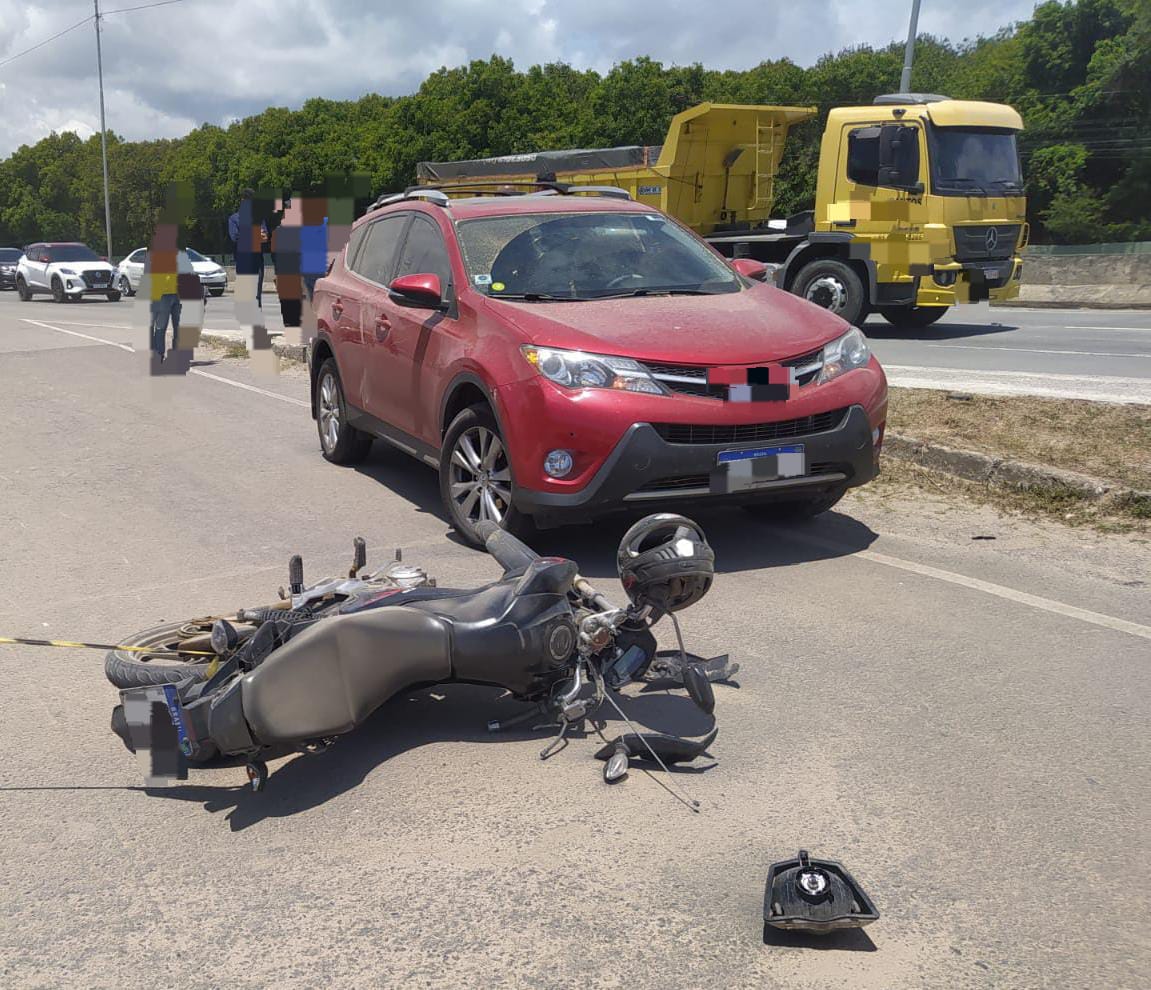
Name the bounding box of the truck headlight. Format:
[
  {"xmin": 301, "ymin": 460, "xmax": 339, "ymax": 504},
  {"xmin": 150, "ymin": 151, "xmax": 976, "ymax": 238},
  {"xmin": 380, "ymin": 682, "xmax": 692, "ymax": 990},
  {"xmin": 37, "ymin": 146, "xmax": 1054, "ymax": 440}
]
[
  {"xmin": 521, "ymin": 345, "xmax": 667, "ymax": 395},
  {"xmin": 818, "ymin": 328, "xmax": 870, "ymax": 384}
]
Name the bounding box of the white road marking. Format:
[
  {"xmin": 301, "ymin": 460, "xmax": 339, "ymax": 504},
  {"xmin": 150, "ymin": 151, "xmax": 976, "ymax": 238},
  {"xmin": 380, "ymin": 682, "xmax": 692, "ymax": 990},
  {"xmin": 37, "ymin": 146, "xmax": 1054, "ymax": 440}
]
[
  {"xmin": 21, "ymin": 316, "xmax": 307, "ymax": 407},
  {"xmin": 19, "ymin": 319, "xmax": 134, "ymax": 352},
  {"xmin": 1067, "ymin": 325, "xmax": 1151, "ymax": 332},
  {"xmin": 883, "ymin": 365, "xmax": 1151, "ymax": 404},
  {"xmin": 925, "ymin": 344, "xmax": 1150, "ymax": 358},
  {"xmin": 188, "ymin": 369, "xmax": 309, "ymax": 407},
  {"xmin": 786, "ymin": 533, "xmax": 1151, "ymax": 642}
]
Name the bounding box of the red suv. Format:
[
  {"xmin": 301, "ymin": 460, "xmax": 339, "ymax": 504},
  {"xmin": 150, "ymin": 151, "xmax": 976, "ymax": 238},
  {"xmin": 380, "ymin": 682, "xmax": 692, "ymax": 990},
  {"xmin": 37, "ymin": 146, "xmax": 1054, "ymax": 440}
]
[{"xmin": 308, "ymin": 187, "xmax": 888, "ymax": 547}]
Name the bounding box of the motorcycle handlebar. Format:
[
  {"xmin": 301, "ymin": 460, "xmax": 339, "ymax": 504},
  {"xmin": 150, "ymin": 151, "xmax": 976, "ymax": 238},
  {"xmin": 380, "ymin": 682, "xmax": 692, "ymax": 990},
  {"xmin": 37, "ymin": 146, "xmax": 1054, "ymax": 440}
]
[{"xmin": 474, "ymin": 521, "xmax": 540, "ymax": 575}]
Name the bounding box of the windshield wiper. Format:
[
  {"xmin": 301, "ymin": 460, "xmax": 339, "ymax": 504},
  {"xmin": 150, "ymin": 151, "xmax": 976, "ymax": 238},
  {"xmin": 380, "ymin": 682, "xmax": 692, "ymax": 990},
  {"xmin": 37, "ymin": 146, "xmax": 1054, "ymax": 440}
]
[
  {"xmin": 941, "ymin": 177, "xmax": 992, "ymax": 195},
  {"xmin": 491, "ymin": 292, "xmax": 584, "ymax": 302},
  {"xmin": 590, "ymin": 287, "xmax": 724, "ymax": 300},
  {"xmin": 988, "ymin": 179, "xmax": 1023, "ymax": 192}
]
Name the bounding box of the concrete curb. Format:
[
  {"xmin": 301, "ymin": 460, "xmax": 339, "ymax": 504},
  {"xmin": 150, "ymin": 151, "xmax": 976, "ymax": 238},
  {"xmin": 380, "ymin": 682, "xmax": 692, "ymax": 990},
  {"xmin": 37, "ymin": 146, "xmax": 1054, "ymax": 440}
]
[{"xmin": 884, "ymin": 432, "xmax": 1151, "ymax": 514}]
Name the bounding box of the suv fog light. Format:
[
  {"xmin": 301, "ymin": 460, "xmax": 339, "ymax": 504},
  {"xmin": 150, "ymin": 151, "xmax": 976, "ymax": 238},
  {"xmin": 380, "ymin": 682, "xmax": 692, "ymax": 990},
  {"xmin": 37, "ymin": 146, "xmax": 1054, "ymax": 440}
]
[
  {"xmin": 66, "ymin": 280, "xmax": 75, "ymax": 289},
  {"xmin": 544, "ymin": 449, "xmax": 574, "ymax": 478}
]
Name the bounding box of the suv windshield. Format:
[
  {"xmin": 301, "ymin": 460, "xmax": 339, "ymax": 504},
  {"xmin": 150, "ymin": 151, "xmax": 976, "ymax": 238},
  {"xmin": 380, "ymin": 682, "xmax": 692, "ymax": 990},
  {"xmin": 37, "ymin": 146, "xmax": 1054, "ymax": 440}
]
[
  {"xmin": 456, "ymin": 210, "xmax": 741, "ymax": 300},
  {"xmin": 47, "ymin": 244, "xmax": 101, "ymax": 263},
  {"xmin": 0, "ymin": 248, "xmax": 22, "ymax": 262},
  {"xmin": 929, "ymin": 127, "xmax": 1023, "ymax": 196}
]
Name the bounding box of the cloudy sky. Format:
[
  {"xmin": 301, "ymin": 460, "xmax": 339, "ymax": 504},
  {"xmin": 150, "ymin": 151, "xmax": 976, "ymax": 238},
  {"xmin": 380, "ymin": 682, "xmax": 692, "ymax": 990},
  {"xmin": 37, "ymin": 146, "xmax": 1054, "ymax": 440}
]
[{"xmin": 0, "ymin": 0, "xmax": 1041, "ymax": 159}]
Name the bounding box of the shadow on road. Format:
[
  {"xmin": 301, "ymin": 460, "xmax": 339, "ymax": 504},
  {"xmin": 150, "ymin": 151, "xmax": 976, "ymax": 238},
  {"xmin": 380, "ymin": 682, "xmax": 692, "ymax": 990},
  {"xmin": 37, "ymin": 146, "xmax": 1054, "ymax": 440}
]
[
  {"xmin": 143, "ymin": 678, "xmax": 723, "ymax": 831},
  {"xmin": 862, "ymin": 318, "xmax": 1018, "ymax": 342}
]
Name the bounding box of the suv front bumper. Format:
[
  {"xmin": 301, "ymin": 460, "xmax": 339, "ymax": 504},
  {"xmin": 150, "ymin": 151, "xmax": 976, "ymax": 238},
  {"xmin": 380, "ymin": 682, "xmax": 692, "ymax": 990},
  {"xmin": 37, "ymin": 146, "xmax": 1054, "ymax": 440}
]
[{"xmin": 513, "ymin": 404, "xmax": 878, "ymax": 526}]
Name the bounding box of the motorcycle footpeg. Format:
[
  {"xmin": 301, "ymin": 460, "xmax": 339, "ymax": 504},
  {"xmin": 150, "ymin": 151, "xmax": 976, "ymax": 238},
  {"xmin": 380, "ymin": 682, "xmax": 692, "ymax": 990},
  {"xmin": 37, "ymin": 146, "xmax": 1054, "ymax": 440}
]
[{"xmin": 763, "ymin": 850, "xmax": 879, "ymax": 934}]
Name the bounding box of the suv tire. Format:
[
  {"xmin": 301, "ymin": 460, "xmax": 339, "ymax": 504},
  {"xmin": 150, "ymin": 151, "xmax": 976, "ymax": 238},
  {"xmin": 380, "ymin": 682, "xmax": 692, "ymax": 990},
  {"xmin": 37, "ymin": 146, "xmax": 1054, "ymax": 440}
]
[
  {"xmin": 118, "ymin": 275, "xmax": 133, "ymax": 297},
  {"xmin": 742, "ymin": 486, "xmax": 847, "ymax": 522},
  {"xmin": 51, "ymin": 277, "xmax": 65, "ymax": 303},
  {"xmin": 16, "ymin": 277, "xmax": 30, "ymax": 301},
  {"xmin": 792, "ymin": 259, "xmax": 867, "ymax": 326},
  {"xmin": 315, "ymin": 358, "xmax": 372, "ymax": 464},
  {"xmin": 440, "ymin": 404, "xmax": 533, "ymax": 549},
  {"xmin": 107, "ymin": 290, "xmax": 121, "ymax": 302}
]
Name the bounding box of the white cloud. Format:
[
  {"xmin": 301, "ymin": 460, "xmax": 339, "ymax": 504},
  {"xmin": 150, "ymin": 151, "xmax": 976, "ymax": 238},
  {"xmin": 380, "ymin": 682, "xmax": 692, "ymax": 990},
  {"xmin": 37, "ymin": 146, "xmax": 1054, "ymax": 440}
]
[{"xmin": 0, "ymin": 0, "xmax": 1042, "ymax": 157}]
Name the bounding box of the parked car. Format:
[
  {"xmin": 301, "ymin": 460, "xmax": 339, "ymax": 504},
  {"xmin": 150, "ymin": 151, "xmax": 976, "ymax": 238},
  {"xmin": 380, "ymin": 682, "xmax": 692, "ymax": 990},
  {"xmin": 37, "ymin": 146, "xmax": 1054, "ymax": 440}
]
[
  {"xmin": 308, "ymin": 187, "xmax": 888, "ymax": 547},
  {"xmin": 0, "ymin": 247, "xmax": 22, "ymax": 290},
  {"xmin": 16, "ymin": 242, "xmax": 119, "ymax": 302},
  {"xmin": 115, "ymin": 247, "xmax": 227, "ymax": 297}
]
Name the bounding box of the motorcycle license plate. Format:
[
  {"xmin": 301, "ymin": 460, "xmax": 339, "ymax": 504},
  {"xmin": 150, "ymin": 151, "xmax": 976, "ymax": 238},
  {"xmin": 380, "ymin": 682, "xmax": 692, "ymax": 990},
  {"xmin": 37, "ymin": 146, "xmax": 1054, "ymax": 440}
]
[{"xmin": 711, "ymin": 444, "xmax": 805, "ymax": 494}]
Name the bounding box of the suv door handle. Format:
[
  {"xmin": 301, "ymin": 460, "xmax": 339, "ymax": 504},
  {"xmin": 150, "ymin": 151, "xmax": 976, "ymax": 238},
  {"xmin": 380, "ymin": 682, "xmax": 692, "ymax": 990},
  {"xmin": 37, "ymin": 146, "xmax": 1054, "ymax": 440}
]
[
  {"xmin": 331, "ymin": 298, "xmax": 343, "ymax": 318},
  {"xmin": 374, "ymin": 315, "xmax": 391, "ymax": 340}
]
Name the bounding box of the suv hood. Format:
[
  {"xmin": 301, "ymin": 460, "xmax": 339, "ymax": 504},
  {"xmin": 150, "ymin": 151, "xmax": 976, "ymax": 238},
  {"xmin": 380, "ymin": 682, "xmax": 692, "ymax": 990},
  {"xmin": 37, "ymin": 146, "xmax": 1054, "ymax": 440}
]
[{"xmin": 485, "ymin": 284, "xmax": 851, "ymax": 364}]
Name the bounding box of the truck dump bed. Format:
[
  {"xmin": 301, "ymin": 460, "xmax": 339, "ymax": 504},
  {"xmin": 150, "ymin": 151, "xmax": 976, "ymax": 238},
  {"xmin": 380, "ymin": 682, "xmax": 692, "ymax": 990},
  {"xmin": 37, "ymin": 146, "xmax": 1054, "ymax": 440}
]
[{"xmin": 416, "ymin": 103, "xmax": 817, "ymax": 235}]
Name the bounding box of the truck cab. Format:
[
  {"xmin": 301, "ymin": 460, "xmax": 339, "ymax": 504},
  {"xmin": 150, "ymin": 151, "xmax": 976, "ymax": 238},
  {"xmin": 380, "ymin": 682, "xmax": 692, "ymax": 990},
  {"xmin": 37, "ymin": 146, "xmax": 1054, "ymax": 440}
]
[{"xmin": 797, "ymin": 93, "xmax": 1027, "ymax": 327}]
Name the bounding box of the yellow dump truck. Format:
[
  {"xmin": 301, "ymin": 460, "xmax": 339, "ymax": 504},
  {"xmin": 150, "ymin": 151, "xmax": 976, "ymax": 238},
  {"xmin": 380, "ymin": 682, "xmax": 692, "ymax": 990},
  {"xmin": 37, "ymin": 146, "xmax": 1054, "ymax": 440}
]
[{"xmin": 415, "ymin": 95, "xmax": 1027, "ymax": 329}]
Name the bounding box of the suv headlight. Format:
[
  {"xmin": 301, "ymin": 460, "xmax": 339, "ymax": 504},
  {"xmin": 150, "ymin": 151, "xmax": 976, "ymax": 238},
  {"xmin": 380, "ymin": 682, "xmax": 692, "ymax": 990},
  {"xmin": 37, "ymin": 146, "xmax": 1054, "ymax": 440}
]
[
  {"xmin": 59, "ymin": 268, "xmax": 77, "ymax": 275},
  {"xmin": 521, "ymin": 345, "xmax": 667, "ymax": 395},
  {"xmin": 818, "ymin": 327, "xmax": 870, "ymax": 384}
]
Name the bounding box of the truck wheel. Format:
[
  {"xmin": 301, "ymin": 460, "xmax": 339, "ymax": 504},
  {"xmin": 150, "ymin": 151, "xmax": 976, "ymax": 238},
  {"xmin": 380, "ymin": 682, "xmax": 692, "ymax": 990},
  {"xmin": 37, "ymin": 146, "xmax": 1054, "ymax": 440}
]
[
  {"xmin": 792, "ymin": 260, "xmax": 867, "ymax": 325},
  {"xmin": 878, "ymin": 305, "xmax": 948, "ymax": 329}
]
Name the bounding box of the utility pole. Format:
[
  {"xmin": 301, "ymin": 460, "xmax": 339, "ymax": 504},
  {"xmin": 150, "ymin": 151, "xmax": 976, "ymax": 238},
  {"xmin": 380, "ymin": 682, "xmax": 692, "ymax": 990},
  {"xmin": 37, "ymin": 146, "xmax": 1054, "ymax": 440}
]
[
  {"xmin": 94, "ymin": 0, "xmax": 113, "ymax": 259},
  {"xmin": 900, "ymin": 0, "xmax": 922, "ymax": 93}
]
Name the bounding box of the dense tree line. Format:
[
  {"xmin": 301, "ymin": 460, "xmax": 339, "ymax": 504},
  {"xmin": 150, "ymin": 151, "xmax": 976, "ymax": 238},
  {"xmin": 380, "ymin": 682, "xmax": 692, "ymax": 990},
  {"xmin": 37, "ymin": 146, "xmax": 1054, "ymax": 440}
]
[{"xmin": 0, "ymin": 0, "xmax": 1146, "ymax": 258}]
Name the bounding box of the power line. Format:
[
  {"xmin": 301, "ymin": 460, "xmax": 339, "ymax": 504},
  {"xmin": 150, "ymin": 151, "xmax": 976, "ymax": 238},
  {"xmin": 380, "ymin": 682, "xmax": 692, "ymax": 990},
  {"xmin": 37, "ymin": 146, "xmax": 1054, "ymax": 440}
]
[
  {"xmin": 0, "ymin": 15, "xmax": 94, "ymax": 71},
  {"xmin": 103, "ymin": 0, "xmax": 186, "ymax": 15},
  {"xmin": 0, "ymin": 0, "xmax": 186, "ymax": 73}
]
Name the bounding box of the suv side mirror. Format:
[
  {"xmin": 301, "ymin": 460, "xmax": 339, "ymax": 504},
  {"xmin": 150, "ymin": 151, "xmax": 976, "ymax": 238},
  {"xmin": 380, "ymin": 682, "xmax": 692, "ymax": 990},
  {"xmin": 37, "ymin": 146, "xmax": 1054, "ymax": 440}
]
[
  {"xmin": 730, "ymin": 258, "xmax": 769, "ymax": 282},
  {"xmin": 388, "ymin": 273, "xmax": 446, "ymax": 309}
]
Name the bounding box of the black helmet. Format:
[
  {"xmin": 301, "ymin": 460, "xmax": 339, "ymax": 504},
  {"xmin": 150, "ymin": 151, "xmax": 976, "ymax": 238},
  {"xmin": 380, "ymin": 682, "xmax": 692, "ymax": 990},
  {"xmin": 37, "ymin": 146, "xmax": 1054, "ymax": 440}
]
[{"xmin": 616, "ymin": 514, "xmax": 714, "ymax": 614}]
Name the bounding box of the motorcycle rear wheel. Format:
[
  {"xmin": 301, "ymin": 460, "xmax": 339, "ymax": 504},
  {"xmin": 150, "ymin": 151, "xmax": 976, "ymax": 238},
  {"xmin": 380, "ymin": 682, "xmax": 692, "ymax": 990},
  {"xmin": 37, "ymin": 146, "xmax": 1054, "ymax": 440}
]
[{"xmin": 104, "ymin": 618, "xmax": 224, "ymax": 688}]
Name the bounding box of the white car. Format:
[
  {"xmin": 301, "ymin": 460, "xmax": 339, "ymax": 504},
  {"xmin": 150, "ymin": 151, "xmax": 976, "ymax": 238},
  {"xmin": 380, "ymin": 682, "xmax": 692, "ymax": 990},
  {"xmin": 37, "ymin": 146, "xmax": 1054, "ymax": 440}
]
[
  {"xmin": 16, "ymin": 242, "xmax": 120, "ymax": 302},
  {"xmin": 116, "ymin": 247, "xmax": 228, "ymax": 297}
]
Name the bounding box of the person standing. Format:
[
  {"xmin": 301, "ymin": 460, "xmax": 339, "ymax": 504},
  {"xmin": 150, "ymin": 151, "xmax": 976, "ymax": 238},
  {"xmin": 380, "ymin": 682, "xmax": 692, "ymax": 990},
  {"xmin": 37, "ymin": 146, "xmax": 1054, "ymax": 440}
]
[
  {"xmin": 146, "ymin": 241, "xmax": 195, "ymax": 363},
  {"xmin": 228, "ymin": 187, "xmax": 269, "ymax": 310}
]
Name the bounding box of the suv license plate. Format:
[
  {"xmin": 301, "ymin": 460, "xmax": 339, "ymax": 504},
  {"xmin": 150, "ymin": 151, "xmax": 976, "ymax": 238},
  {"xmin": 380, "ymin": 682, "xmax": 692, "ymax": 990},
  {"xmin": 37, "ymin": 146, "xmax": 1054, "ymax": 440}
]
[{"xmin": 712, "ymin": 444, "xmax": 805, "ymax": 493}]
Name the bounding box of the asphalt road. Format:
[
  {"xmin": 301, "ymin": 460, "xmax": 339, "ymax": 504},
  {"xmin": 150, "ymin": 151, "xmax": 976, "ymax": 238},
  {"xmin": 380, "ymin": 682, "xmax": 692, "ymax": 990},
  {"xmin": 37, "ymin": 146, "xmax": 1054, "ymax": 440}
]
[
  {"xmin": 862, "ymin": 303, "xmax": 1151, "ymax": 403},
  {"xmin": 1, "ymin": 297, "xmax": 1149, "ymax": 989}
]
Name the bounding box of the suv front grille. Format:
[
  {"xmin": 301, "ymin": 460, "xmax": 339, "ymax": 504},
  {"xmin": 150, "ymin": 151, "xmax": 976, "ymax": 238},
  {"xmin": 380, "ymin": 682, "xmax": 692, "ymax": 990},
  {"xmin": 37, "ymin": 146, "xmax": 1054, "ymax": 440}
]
[
  {"xmin": 644, "ymin": 348, "xmax": 825, "ymax": 398},
  {"xmin": 953, "ymin": 224, "xmax": 1021, "ymax": 262},
  {"xmin": 82, "ymin": 269, "xmax": 111, "ymax": 285},
  {"xmin": 652, "ymin": 407, "xmax": 849, "ymax": 445}
]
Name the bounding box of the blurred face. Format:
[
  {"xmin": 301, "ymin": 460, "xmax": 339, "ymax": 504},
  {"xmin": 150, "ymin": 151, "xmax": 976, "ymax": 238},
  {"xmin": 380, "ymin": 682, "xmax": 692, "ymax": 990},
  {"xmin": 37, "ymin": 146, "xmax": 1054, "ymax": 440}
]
[{"xmin": 278, "ymin": 197, "xmax": 304, "ymax": 225}]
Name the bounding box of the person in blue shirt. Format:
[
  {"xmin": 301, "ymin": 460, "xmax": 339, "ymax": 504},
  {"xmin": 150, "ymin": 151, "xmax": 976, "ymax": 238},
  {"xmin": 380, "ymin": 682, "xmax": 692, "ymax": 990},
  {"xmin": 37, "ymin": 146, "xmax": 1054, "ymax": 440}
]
[{"xmin": 228, "ymin": 188, "xmax": 269, "ymax": 309}]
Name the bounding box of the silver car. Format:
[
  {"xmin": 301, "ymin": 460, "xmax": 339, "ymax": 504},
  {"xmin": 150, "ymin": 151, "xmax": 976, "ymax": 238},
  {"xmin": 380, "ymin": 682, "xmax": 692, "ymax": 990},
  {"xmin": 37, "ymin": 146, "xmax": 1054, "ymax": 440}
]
[{"xmin": 116, "ymin": 247, "xmax": 228, "ymax": 297}]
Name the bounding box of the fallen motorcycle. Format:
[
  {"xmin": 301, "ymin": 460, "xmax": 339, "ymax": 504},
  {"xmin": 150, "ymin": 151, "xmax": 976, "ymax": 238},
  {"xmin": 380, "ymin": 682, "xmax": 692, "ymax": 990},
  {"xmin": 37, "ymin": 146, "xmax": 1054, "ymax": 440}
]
[{"xmin": 108, "ymin": 514, "xmax": 739, "ymax": 796}]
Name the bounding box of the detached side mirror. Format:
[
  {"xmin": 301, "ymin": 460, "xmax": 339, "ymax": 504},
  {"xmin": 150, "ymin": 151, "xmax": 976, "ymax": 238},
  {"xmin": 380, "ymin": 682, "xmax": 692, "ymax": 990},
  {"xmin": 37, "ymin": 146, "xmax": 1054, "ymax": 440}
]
[
  {"xmin": 731, "ymin": 258, "xmax": 769, "ymax": 282},
  {"xmin": 388, "ymin": 272, "xmax": 446, "ymax": 310}
]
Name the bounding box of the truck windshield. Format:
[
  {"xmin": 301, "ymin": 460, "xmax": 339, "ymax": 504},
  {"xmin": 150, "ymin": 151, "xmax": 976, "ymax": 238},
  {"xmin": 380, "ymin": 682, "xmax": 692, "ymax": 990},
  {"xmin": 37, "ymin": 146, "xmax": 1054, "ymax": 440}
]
[
  {"xmin": 929, "ymin": 127, "xmax": 1023, "ymax": 196},
  {"xmin": 456, "ymin": 211, "xmax": 741, "ymax": 301}
]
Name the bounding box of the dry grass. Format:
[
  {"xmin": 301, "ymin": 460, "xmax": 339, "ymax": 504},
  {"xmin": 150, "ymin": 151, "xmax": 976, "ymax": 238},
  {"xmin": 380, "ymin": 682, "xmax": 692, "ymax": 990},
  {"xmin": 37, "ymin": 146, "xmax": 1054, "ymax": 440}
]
[{"xmin": 886, "ymin": 388, "xmax": 1151, "ymax": 491}]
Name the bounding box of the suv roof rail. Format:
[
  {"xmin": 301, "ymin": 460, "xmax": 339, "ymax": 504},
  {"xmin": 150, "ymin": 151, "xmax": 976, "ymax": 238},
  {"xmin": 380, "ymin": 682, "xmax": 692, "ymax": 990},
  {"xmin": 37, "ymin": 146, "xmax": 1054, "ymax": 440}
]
[{"xmin": 369, "ymin": 188, "xmax": 452, "ymax": 211}]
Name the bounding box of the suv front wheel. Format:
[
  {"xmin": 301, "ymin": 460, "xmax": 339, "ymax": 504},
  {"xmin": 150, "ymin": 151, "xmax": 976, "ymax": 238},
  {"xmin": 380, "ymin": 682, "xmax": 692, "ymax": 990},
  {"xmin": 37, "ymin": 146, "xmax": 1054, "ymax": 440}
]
[
  {"xmin": 16, "ymin": 277, "xmax": 31, "ymax": 301},
  {"xmin": 440, "ymin": 404, "xmax": 532, "ymax": 549}
]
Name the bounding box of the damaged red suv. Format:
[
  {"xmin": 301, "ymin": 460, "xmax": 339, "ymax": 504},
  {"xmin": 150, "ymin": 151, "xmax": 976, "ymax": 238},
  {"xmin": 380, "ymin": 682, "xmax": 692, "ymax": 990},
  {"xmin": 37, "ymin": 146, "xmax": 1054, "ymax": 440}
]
[{"xmin": 308, "ymin": 188, "xmax": 887, "ymax": 547}]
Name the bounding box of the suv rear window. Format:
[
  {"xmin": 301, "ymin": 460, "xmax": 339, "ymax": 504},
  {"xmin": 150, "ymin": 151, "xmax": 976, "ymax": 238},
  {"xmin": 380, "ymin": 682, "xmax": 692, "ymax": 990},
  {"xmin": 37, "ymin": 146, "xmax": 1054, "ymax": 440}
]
[
  {"xmin": 47, "ymin": 245, "xmax": 100, "ymax": 263},
  {"xmin": 456, "ymin": 211, "xmax": 740, "ymax": 300}
]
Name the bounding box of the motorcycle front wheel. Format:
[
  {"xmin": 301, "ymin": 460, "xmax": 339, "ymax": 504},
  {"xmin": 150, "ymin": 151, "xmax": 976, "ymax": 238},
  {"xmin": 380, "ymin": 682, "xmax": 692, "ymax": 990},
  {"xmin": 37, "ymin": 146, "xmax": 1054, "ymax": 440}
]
[{"xmin": 104, "ymin": 618, "xmax": 225, "ymax": 689}]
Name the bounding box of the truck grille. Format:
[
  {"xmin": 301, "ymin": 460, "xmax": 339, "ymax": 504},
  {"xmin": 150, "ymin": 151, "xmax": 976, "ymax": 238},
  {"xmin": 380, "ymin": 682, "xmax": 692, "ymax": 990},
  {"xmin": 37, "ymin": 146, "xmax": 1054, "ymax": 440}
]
[
  {"xmin": 644, "ymin": 348, "xmax": 825, "ymax": 398},
  {"xmin": 652, "ymin": 407, "xmax": 849, "ymax": 445},
  {"xmin": 953, "ymin": 224, "xmax": 1021, "ymax": 262}
]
